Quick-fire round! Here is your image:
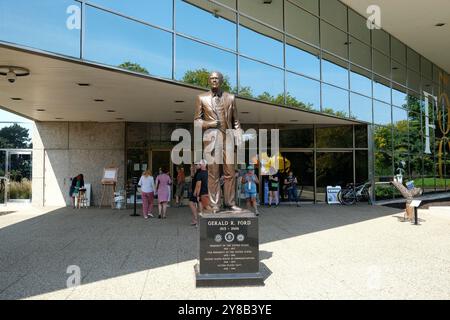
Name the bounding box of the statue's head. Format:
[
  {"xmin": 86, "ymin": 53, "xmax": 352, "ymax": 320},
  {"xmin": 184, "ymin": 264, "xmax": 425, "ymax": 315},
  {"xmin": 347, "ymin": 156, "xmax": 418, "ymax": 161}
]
[{"xmin": 208, "ymin": 71, "xmax": 223, "ymax": 91}]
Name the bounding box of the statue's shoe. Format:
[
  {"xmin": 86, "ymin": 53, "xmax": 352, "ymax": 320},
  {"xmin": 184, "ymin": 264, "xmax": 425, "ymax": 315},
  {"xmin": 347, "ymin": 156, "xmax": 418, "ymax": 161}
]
[{"xmin": 229, "ymin": 205, "xmax": 243, "ymax": 212}]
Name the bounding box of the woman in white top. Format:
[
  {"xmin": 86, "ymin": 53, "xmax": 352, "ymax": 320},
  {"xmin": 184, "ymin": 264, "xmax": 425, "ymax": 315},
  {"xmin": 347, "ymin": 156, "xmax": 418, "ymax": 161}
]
[{"xmin": 138, "ymin": 170, "xmax": 155, "ymax": 219}]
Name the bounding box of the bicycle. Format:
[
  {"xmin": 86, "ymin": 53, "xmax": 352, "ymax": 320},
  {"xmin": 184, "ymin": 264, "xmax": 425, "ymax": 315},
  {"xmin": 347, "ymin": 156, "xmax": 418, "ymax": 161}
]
[{"xmin": 337, "ymin": 181, "xmax": 371, "ymax": 205}]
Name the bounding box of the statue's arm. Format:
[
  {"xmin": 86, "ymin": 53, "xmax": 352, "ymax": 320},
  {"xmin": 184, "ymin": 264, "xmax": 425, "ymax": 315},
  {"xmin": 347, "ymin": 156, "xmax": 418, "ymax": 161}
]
[{"xmin": 232, "ymin": 95, "xmax": 242, "ymax": 130}]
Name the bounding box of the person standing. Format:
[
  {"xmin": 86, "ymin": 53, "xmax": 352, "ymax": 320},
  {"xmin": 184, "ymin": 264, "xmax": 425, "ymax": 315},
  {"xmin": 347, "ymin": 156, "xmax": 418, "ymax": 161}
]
[
  {"xmin": 242, "ymin": 165, "xmax": 259, "ymax": 216},
  {"xmin": 193, "ymin": 160, "xmax": 209, "ymax": 214},
  {"xmin": 268, "ymin": 172, "xmax": 280, "ymax": 207},
  {"xmin": 188, "ymin": 163, "xmax": 201, "ymax": 226},
  {"xmin": 138, "ymin": 170, "xmax": 155, "ymax": 219},
  {"xmin": 284, "ymin": 171, "xmax": 300, "ymax": 206},
  {"xmin": 155, "ymin": 168, "xmax": 172, "ymax": 219},
  {"xmin": 175, "ymin": 167, "xmax": 186, "ymax": 207},
  {"xmin": 69, "ymin": 174, "xmax": 84, "ymax": 208}
]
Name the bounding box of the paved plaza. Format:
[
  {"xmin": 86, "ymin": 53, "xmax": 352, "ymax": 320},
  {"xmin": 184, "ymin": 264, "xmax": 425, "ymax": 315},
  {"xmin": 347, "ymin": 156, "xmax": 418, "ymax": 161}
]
[{"xmin": 0, "ymin": 203, "xmax": 449, "ymax": 300}]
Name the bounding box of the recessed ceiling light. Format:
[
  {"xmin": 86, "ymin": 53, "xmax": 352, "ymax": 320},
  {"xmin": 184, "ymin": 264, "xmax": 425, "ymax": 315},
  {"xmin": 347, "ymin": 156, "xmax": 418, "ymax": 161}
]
[
  {"xmin": 392, "ymin": 67, "xmax": 399, "ymax": 70},
  {"xmin": 94, "ymin": 99, "xmax": 104, "ymax": 102},
  {"xmin": 241, "ymin": 111, "xmax": 250, "ymax": 114},
  {"xmin": 175, "ymin": 119, "xmax": 184, "ymax": 121},
  {"xmin": 175, "ymin": 111, "xmax": 184, "ymax": 114},
  {"xmin": 78, "ymin": 83, "xmax": 90, "ymax": 87},
  {"xmin": 11, "ymin": 97, "xmax": 22, "ymax": 101},
  {"xmin": 290, "ymin": 120, "xmax": 299, "ymax": 122},
  {"xmin": 116, "ymin": 117, "xmax": 124, "ymax": 120},
  {"xmin": 435, "ymin": 23, "xmax": 446, "ymax": 27},
  {"xmin": 175, "ymin": 100, "xmax": 185, "ymax": 103},
  {"xmin": 36, "ymin": 109, "xmax": 46, "ymax": 112},
  {"xmin": 55, "ymin": 117, "xmax": 64, "ymax": 120},
  {"xmin": 344, "ymin": 41, "xmax": 352, "ymax": 45},
  {"xmin": 106, "ymin": 110, "xmax": 116, "ymax": 113}
]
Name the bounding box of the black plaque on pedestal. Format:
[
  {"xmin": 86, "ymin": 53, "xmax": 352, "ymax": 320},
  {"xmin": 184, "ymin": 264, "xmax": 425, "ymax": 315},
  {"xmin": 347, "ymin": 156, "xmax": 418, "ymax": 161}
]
[{"xmin": 195, "ymin": 211, "xmax": 264, "ymax": 287}]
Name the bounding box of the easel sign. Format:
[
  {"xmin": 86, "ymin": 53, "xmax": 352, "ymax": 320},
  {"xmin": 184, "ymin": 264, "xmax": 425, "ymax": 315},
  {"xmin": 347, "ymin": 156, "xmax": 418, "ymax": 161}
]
[{"xmin": 101, "ymin": 167, "xmax": 118, "ymax": 185}]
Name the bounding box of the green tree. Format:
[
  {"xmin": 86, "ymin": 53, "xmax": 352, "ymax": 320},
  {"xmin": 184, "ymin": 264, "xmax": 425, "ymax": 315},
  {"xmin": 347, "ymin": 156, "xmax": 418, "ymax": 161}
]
[
  {"xmin": 181, "ymin": 68, "xmax": 232, "ymax": 92},
  {"xmin": 0, "ymin": 124, "xmax": 31, "ymax": 148},
  {"xmin": 118, "ymin": 61, "xmax": 149, "ymax": 75}
]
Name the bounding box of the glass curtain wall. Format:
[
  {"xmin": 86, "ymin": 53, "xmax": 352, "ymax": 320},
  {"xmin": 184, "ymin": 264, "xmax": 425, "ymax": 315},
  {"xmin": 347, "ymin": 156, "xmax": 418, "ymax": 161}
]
[{"xmin": 1, "ymin": 0, "xmax": 449, "ymax": 201}]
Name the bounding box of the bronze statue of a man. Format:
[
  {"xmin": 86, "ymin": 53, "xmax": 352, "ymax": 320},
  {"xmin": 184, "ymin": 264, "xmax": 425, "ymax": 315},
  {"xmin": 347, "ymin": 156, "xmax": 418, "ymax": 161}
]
[{"xmin": 194, "ymin": 71, "xmax": 242, "ymax": 213}]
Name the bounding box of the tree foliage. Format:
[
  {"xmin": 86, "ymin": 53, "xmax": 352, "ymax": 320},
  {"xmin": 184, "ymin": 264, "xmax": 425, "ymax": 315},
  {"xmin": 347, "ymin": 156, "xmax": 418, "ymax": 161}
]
[
  {"xmin": 118, "ymin": 61, "xmax": 149, "ymax": 75},
  {"xmin": 0, "ymin": 124, "xmax": 31, "ymax": 149}
]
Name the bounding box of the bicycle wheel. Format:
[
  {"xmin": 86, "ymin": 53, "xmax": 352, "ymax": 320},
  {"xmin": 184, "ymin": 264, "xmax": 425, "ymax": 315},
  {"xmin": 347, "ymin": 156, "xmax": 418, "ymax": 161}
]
[{"xmin": 341, "ymin": 189, "xmax": 356, "ymax": 205}]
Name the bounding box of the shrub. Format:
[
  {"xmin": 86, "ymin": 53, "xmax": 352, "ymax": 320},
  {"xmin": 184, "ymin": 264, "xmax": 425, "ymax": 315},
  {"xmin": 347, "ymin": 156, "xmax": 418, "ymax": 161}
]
[{"xmin": 8, "ymin": 179, "xmax": 32, "ymax": 199}]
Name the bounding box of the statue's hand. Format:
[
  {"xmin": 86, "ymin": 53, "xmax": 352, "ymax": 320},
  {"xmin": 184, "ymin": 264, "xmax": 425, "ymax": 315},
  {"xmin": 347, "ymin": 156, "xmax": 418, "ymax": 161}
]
[{"xmin": 209, "ymin": 120, "xmax": 220, "ymax": 129}]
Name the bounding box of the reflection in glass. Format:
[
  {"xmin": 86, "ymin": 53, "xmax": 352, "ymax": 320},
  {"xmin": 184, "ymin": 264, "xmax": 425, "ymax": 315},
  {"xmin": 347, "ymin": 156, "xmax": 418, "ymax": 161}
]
[
  {"xmin": 279, "ymin": 152, "xmax": 315, "ymax": 202},
  {"xmin": 407, "ymin": 69, "xmax": 421, "ymax": 92},
  {"xmin": 322, "ymin": 84, "xmax": 349, "ymax": 117},
  {"xmin": 85, "ymin": 7, "xmax": 172, "ymax": 78},
  {"xmin": 285, "ymin": 37, "xmax": 320, "ymax": 79},
  {"xmin": 316, "ymin": 152, "xmax": 353, "ymax": 202},
  {"xmin": 176, "ymin": 36, "xmax": 236, "ymax": 90},
  {"xmin": 316, "ymin": 126, "xmax": 353, "ymax": 148},
  {"xmin": 348, "ymin": 9, "xmax": 370, "ymax": 44},
  {"xmin": 239, "ymin": 17, "xmax": 283, "ymax": 67},
  {"xmin": 373, "ymin": 76, "xmax": 391, "ymax": 103},
  {"xmin": 215, "ymin": 0, "xmax": 236, "ymax": 9},
  {"xmin": 239, "ymin": 57, "xmax": 284, "ymax": 102},
  {"xmin": 321, "ymin": 21, "xmax": 348, "ymax": 59},
  {"xmin": 279, "ymin": 125, "xmax": 314, "ymax": 148},
  {"xmin": 355, "ymin": 125, "xmax": 368, "ymax": 148},
  {"xmin": 391, "ymin": 36, "xmax": 406, "ymax": 64},
  {"xmin": 176, "ymin": 0, "xmax": 236, "ymax": 50},
  {"xmin": 349, "ymin": 37, "xmax": 371, "ymax": 69},
  {"xmin": 373, "ymin": 50, "xmax": 391, "ymax": 78},
  {"xmin": 393, "ymin": 106, "xmax": 408, "ymax": 153},
  {"xmin": 89, "ymin": 0, "xmax": 173, "ymax": 29},
  {"xmin": 285, "ymin": 1, "xmax": 319, "ymax": 46},
  {"xmin": 350, "ymin": 65, "xmax": 372, "ymax": 97},
  {"xmin": 350, "ymin": 93, "xmax": 372, "ymax": 123},
  {"xmin": 373, "ymin": 101, "xmax": 391, "ymax": 126},
  {"xmin": 374, "ymin": 151, "xmax": 393, "ymax": 177},
  {"xmin": 289, "ymin": 0, "xmax": 319, "ymax": 15},
  {"xmin": 392, "ymin": 84, "xmax": 408, "ymax": 107},
  {"xmin": 238, "ymin": 0, "xmax": 283, "ymax": 30},
  {"xmin": 286, "ymin": 72, "xmax": 321, "ymax": 111},
  {"xmin": 0, "ymin": 0, "xmax": 81, "ymax": 57},
  {"xmin": 322, "ymin": 54, "xmax": 349, "ymax": 89},
  {"xmin": 392, "ymin": 60, "xmax": 407, "ymax": 85},
  {"xmin": 320, "ymin": 0, "xmax": 347, "ymax": 31},
  {"xmin": 407, "ymin": 48, "xmax": 420, "ymax": 72},
  {"xmin": 356, "ymin": 151, "xmax": 369, "ymax": 183},
  {"xmin": 372, "ymin": 29, "xmax": 389, "ymax": 56}
]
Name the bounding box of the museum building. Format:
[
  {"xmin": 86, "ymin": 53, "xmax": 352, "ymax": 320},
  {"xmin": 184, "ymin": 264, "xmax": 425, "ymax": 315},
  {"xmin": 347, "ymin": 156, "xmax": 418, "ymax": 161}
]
[{"xmin": 0, "ymin": 0, "xmax": 449, "ymax": 206}]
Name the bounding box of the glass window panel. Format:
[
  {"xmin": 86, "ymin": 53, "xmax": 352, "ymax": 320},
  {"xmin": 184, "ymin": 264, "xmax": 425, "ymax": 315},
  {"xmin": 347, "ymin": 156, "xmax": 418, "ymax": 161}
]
[
  {"xmin": 321, "ymin": 21, "xmax": 348, "ymax": 59},
  {"xmin": 373, "ymin": 50, "xmax": 391, "ymax": 78},
  {"xmin": 374, "ymin": 126, "xmax": 392, "ymax": 151},
  {"xmin": 285, "ymin": 1, "xmax": 319, "ymax": 46},
  {"xmin": 421, "ymin": 57, "xmax": 432, "ymax": 79},
  {"xmin": 322, "ymin": 53, "xmax": 349, "ymax": 89},
  {"xmin": 289, "ymin": 0, "xmax": 319, "ymax": 15},
  {"xmin": 348, "ymin": 9, "xmax": 370, "ymax": 44},
  {"xmin": 239, "ymin": 17, "xmax": 283, "ymax": 66},
  {"xmin": 391, "ymin": 36, "xmax": 406, "ymax": 65},
  {"xmin": 286, "ymin": 72, "xmax": 321, "ymax": 111},
  {"xmin": 407, "ymin": 91, "xmax": 421, "ymax": 113},
  {"xmin": 239, "ymin": 0, "xmax": 283, "ymax": 30},
  {"xmin": 0, "ymin": 0, "xmax": 81, "ymax": 57},
  {"xmin": 176, "ymin": 0, "xmax": 236, "ymax": 50},
  {"xmin": 356, "ymin": 150, "xmax": 369, "ymax": 183},
  {"xmin": 408, "ymin": 69, "xmax": 421, "ymax": 92},
  {"xmin": 239, "ymin": 57, "xmax": 284, "ymax": 102},
  {"xmin": 316, "ymin": 126, "xmax": 353, "ymax": 148},
  {"xmin": 176, "ymin": 36, "xmax": 237, "ymax": 90},
  {"xmin": 89, "ymin": 0, "xmax": 173, "ymax": 29},
  {"xmin": 393, "ymin": 106, "xmax": 408, "ymax": 126},
  {"xmin": 320, "ymin": 0, "xmax": 347, "ymax": 31},
  {"xmin": 372, "ymin": 29, "xmax": 390, "ymax": 56},
  {"xmin": 279, "ymin": 125, "xmax": 314, "ymax": 148},
  {"xmin": 355, "ymin": 125, "xmax": 368, "ymax": 148},
  {"xmin": 408, "ymin": 110, "xmax": 422, "ymax": 154},
  {"xmin": 422, "ymin": 77, "xmax": 433, "ymax": 97},
  {"xmin": 350, "ymin": 93, "xmax": 372, "ymax": 123},
  {"xmin": 349, "ymin": 37, "xmax": 371, "ymax": 69},
  {"xmin": 373, "ymin": 101, "xmax": 392, "ymax": 126},
  {"xmin": 85, "ymin": 7, "xmax": 172, "ymax": 78},
  {"xmin": 322, "ymin": 84, "xmax": 349, "ymax": 118},
  {"xmin": 286, "ymin": 37, "xmax": 320, "ymax": 79},
  {"xmin": 392, "ymin": 60, "xmax": 407, "ymax": 85},
  {"xmin": 433, "ymin": 64, "xmax": 441, "ymax": 84},
  {"xmin": 392, "ymin": 84, "xmax": 408, "ymax": 108},
  {"xmin": 373, "ymin": 75, "xmax": 391, "ymax": 103},
  {"xmin": 350, "ymin": 65, "xmax": 372, "ymax": 97},
  {"xmin": 316, "ymin": 152, "xmax": 353, "ymax": 202},
  {"xmin": 407, "ymin": 48, "xmax": 420, "ymax": 72}
]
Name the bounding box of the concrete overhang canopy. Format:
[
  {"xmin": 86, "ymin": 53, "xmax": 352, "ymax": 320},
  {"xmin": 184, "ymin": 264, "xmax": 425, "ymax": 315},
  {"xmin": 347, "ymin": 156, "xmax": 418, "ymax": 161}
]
[{"xmin": 0, "ymin": 45, "xmax": 359, "ymax": 125}]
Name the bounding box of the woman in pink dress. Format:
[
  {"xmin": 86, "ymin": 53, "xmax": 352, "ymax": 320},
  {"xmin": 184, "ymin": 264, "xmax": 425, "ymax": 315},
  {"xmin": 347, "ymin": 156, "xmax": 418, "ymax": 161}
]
[{"xmin": 155, "ymin": 168, "xmax": 172, "ymax": 219}]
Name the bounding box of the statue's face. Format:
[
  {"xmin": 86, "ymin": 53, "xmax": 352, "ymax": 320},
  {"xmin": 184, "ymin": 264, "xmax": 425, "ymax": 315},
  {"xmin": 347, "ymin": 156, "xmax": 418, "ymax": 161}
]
[{"xmin": 209, "ymin": 72, "xmax": 222, "ymax": 90}]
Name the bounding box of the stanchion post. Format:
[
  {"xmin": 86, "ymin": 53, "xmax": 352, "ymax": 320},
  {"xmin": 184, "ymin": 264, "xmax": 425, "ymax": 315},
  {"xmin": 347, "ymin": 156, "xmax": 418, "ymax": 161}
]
[{"xmin": 130, "ymin": 177, "xmax": 139, "ymax": 217}]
